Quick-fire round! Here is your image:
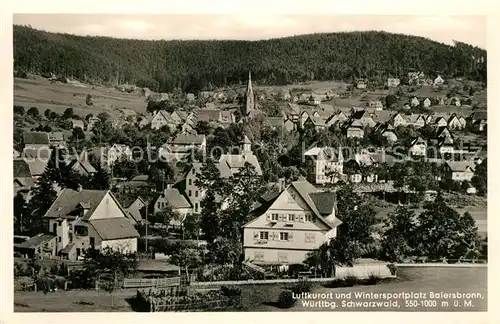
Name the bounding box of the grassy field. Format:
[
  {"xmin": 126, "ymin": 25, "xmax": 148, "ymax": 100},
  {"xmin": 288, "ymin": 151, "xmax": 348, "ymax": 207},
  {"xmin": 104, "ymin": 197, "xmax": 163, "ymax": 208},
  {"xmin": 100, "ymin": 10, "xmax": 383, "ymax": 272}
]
[{"xmin": 14, "ymin": 76, "xmax": 148, "ymax": 119}]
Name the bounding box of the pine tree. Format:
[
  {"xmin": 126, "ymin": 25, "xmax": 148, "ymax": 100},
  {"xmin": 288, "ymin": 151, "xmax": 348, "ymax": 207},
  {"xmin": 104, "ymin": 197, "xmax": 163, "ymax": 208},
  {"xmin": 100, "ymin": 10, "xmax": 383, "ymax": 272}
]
[
  {"xmin": 24, "ymin": 172, "xmax": 57, "ymax": 235},
  {"xmin": 91, "ymin": 161, "xmax": 110, "ymax": 190}
]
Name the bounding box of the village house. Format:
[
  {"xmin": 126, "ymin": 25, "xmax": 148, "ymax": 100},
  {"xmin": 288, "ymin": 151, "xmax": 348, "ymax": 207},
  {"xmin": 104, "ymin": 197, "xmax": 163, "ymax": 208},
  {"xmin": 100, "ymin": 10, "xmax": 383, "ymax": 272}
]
[
  {"xmin": 282, "ymin": 91, "xmax": 291, "ymax": 101},
  {"xmin": 299, "ymin": 110, "xmax": 313, "ymax": 128},
  {"xmin": 162, "ymin": 134, "xmax": 206, "ymax": 157},
  {"xmin": 308, "ymin": 94, "xmax": 322, "ymax": 105},
  {"xmin": 350, "ymin": 110, "xmax": 376, "ymax": 128},
  {"xmin": 71, "ymin": 119, "xmax": 85, "ymax": 130},
  {"xmin": 458, "ymin": 116, "xmax": 467, "ymax": 129},
  {"xmin": 152, "ymin": 186, "xmax": 192, "ymax": 221},
  {"xmin": 442, "ymin": 161, "xmax": 475, "ymax": 182},
  {"xmin": 356, "ymin": 80, "xmax": 367, "ymax": 89},
  {"xmin": 66, "ymin": 152, "xmax": 97, "ymax": 177},
  {"xmin": 392, "ymin": 113, "xmax": 407, "ymax": 127},
  {"xmin": 242, "ymin": 180, "xmax": 342, "ymax": 264},
  {"xmin": 124, "ymin": 197, "xmax": 147, "ymax": 226},
  {"xmin": 407, "ymin": 114, "xmax": 426, "ymax": 128},
  {"xmin": 264, "ymin": 117, "xmax": 285, "ymax": 130},
  {"xmin": 449, "ymin": 97, "xmax": 461, "ymax": 107},
  {"xmin": 433, "ymin": 75, "xmax": 445, "ymax": 87},
  {"xmin": 378, "ymin": 123, "xmax": 398, "ymax": 144},
  {"xmin": 344, "ymin": 120, "xmax": 365, "ymax": 138},
  {"xmin": 284, "ymin": 118, "xmax": 295, "ymax": 132},
  {"xmin": 410, "ymin": 97, "xmax": 420, "ymax": 108},
  {"xmin": 368, "ymin": 100, "xmax": 384, "ymax": 111},
  {"xmin": 13, "ymin": 159, "xmax": 37, "ymax": 199},
  {"xmin": 304, "ymin": 147, "xmax": 344, "ymax": 185},
  {"xmin": 435, "ymin": 126, "xmax": 453, "ymax": 140},
  {"xmin": 434, "ymin": 117, "xmax": 449, "ymax": 128},
  {"xmin": 408, "ymin": 136, "xmax": 427, "ymax": 157},
  {"xmin": 91, "ymin": 144, "xmax": 133, "ymax": 167},
  {"xmin": 43, "ymin": 187, "xmax": 140, "ymax": 260},
  {"xmin": 86, "ymin": 116, "xmax": 100, "ymax": 131},
  {"xmin": 436, "ymin": 136, "xmax": 455, "ymax": 155},
  {"xmin": 22, "ymin": 132, "xmax": 50, "ymax": 150},
  {"xmin": 448, "ymin": 114, "xmax": 463, "ymax": 130},
  {"xmin": 184, "ymin": 136, "xmax": 263, "ymax": 214},
  {"xmin": 467, "ymin": 111, "xmax": 487, "ymax": 132},
  {"xmin": 343, "ymin": 153, "xmax": 378, "ymax": 183},
  {"xmin": 423, "ymin": 98, "xmax": 432, "ymax": 108},
  {"xmin": 149, "ymin": 110, "xmax": 171, "ymax": 130},
  {"xmin": 121, "ymin": 175, "xmax": 156, "ymax": 194},
  {"xmin": 387, "ymin": 78, "xmax": 401, "ymax": 88},
  {"xmin": 304, "ymin": 115, "xmax": 327, "ymax": 131},
  {"xmin": 186, "ymin": 93, "xmax": 196, "ymax": 102}
]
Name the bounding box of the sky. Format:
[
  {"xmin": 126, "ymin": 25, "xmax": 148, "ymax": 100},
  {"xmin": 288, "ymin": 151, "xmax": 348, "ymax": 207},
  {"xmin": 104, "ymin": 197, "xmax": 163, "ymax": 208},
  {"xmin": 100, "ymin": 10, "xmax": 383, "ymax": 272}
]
[{"xmin": 13, "ymin": 14, "xmax": 487, "ymax": 49}]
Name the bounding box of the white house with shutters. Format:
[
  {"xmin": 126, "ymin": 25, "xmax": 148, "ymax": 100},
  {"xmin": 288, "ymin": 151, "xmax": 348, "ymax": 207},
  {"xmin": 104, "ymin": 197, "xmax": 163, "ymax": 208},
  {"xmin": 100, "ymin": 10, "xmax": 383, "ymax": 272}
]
[{"xmin": 242, "ymin": 181, "xmax": 342, "ymax": 265}]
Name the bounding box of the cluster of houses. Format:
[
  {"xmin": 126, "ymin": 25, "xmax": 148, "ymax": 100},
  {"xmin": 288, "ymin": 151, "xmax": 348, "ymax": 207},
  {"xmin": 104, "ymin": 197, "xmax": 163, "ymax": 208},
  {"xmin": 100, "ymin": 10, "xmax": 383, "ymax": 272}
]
[{"xmin": 13, "ymin": 71, "xmax": 487, "ymax": 266}]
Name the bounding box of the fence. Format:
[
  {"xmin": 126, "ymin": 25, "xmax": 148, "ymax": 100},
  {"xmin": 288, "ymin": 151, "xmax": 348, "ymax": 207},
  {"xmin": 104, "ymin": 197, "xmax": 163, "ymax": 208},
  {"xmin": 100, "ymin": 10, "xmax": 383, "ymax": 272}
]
[
  {"xmin": 149, "ymin": 296, "xmax": 242, "ymax": 312},
  {"xmin": 122, "ymin": 276, "xmax": 181, "ymax": 289}
]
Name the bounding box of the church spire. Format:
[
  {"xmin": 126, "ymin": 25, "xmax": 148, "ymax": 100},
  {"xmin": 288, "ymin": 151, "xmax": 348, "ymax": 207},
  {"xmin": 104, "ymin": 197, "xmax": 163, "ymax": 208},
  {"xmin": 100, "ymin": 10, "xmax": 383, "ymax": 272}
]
[{"xmin": 245, "ymin": 70, "xmax": 255, "ymax": 115}]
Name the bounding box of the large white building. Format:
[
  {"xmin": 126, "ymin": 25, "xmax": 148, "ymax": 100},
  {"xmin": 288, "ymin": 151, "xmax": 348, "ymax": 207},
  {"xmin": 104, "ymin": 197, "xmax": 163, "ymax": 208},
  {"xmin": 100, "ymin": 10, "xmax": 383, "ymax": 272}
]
[{"xmin": 304, "ymin": 147, "xmax": 344, "ymax": 185}]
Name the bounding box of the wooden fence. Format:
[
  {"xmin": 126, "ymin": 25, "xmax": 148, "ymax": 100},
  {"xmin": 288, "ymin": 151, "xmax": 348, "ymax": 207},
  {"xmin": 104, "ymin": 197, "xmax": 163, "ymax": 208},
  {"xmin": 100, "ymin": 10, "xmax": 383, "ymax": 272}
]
[
  {"xmin": 149, "ymin": 296, "xmax": 242, "ymax": 312},
  {"xmin": 122, "ymin": 276, "xmax": 181, "ymax": 289}
]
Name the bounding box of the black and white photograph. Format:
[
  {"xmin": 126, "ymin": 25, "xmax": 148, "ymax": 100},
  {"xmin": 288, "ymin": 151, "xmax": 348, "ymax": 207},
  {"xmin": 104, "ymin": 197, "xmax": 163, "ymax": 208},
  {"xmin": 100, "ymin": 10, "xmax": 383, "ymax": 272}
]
[{"xmin": 7, "ymin": 10, "xmax": 490, "ymax": 314}]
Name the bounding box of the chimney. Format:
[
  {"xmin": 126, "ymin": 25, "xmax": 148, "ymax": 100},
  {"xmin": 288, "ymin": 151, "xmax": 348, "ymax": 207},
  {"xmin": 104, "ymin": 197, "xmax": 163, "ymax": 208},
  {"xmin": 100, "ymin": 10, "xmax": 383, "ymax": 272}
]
[{"xmin": 278, "ymin": 178, "xmax": 286, "ymax": 191}]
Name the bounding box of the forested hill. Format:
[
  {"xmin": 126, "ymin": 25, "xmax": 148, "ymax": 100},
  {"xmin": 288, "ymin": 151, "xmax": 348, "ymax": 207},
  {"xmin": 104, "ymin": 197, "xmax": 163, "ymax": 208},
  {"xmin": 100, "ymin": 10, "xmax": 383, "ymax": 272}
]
[{"xmin": 13, "ymin": 25, "xmax": 487, "ymax": 92}]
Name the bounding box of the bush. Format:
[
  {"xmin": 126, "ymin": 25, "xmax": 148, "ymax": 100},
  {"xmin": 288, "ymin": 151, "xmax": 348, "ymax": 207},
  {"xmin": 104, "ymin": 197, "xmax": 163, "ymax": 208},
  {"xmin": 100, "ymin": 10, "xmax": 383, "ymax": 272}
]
[
  {"xmin": 289, "ymin": 278, "xmax": 313, "ymax": 294},
  {"xmin": 386, "ymin": 263, "xmax": 397, "ymax": 276},
  {"xmin": 277, "ymin": 290, "xmax": 296, "ymax": 309},
  {"xmin": 365, "ymin": 274, "xmax": 381, "ymax": 285},
  {"xmin": 343, "ymin": 275, "xmax": 357, "ymax": 287}
]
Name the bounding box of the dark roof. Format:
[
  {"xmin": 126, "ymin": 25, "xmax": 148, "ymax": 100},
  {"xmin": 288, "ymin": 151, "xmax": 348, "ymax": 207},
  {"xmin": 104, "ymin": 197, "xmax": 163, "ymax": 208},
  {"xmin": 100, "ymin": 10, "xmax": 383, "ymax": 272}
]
[
  {"xmin": 44, "ymin": 189, "xmax": 110, "ymax": 220},
  {"xmin": 162, "ymin": 188, "xmax": 192, "ymax": 209},
  {"xmin": 60, "ymin": 242, "xmax": 76, "ymax": 254},
  {"xmin": 23, "ymin": 132, "xmax": 50, "ymax": 145},
  {"xmin": 90, "ymin": 218, "xmax": 139, "ymax": 240},
  {"xmin": 13, "ymin": 159, "xmax": 32, "ymax": 177},
  {"xmin": 130, "ymin": 174, "xmax": 149, "ymax": 182},
  {"xmin": 469, "ymin": 111, "xmax": 487, "ymax": 121},
  {"xmin": 171, "ymin": 134, "xmax": 206, "ymax": 145},
  {"xmin": 18, "ymin": 234, "xmax": 56, "ymax": 248},
  {"xmin": 309, "ymin": 192, "xmax": 336, "ymax": 215}
]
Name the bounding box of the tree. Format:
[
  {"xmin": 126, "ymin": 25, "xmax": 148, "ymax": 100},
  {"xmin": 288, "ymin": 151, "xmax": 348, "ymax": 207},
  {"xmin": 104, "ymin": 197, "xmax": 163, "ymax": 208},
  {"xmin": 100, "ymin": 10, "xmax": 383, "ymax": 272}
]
[
  {"xmin": 380, "ymin": 206, "xmax": 418, "ymax": 262},
  {"xmin": 112, "ymin": 159, "xmax": 138, "ymax": 180},
  {"xmin": 194, "ymin": 120, "xmax": 212, "ymax": 135},
  {"xmin": 471, "ymin": 159, "xmax": 487, "ymax": 196},
  {"xmin": 85, "ymin": 113, "xmax": 93, "ymax": 121},
  {"xmin": 63, "ymin": 107, "xmax": 74, "ymax": 119},
  {"xmin": 14, "ymin": 105, "xmax": 25, "ymax": 116},
  {"xmin": 385, "ymin": 94, "xmax": 398, "ymax": 108},
  {"xmin": 182, "ymin": 214, "xmax": 200, "ymax": 240},
  {"xmin": 208, "ymin": 237, "xmax": 243, "ymax": 266},
  {"xmin": 84, "ymin": 248, "xmax": 138, "ymax": 307},
  {"xmin": 90, "ymin": 161, "xmax": 110, "ymax": 190},
  {"xmin": 86, "ymin": 94, "xmax": 93, "ymax": 106},
  {"xmin": 168, "ymin": 241, "xmax": 203, "ymax": 281},
  {"xmin": 14, "ymin": 193, "xmax": 27, "ymax": 233},
  {"xmin": 26, "ymin": 107, "xmax": 40, "ymax": 118},
  {"xmin": 413, "ymin": 194, "xmax": 482, "ymax": 260},
  {"xmin": 71, "ymin": 126, "xmax": 85, "ymax": 142},
  {"xmin": 24, "ymin": 173, "xmax": 57, "ymax": 235}
]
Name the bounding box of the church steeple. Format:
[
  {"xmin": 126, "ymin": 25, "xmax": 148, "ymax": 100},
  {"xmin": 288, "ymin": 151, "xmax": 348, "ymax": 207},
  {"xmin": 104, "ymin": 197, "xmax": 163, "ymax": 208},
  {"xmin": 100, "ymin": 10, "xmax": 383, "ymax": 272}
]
[{"xmin": 245, "ymin": 71, "xmax": 255, "ymax": 115}]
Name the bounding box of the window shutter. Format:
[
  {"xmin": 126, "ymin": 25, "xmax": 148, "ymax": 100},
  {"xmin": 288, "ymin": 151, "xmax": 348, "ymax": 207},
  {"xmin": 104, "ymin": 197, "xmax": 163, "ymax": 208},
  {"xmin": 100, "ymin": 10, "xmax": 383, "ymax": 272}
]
[
  {"xmin": 272, "ymin": 232, "xmax": 278, "ymax": 240},
  {"xmin": 278, "ymin": 214, "xmax": 284, "ymax": 222},
  {"xmin": 254, "ymin": 231, "xmax": 259, "ymax": 239},
  {"xmin": 288, "ymin": 232, "xmax": 294, "ymax": 241},
  {"xmin": 266, "ymin": 214, "xmax": 271, "ymax": 221},
  {"xmin": 299, "ymin": 215, "xmax": 305, "ymax": 222}
]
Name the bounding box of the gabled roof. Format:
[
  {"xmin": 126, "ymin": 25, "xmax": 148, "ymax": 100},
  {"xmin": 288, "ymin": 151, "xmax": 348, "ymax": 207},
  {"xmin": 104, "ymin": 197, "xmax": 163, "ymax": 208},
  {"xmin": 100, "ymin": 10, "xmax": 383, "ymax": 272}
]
[
  {"xmin": 469, "ymin": 111, "xmax": 487, "ymax": 121},
  {"xmin": 171, "ymin": 134, "xmax": 206, "ymax": 145},
  {"xmin": 411, "ymin": 136, "xmax": 427, "ymax": 146},
  {"xmin": 196, "ymin": 108, "xmax": 221, "ymax": 122},
  {"xmin": 444, "ymin": 161, "xmax": 475, "ymax": 172},
  {"xmin": 90, "ymin": 218, "xmax": 139, "ymax": 240},
  {"xmin": 289, "ymin": 181, "xmax": 342, "ymax": 229},
  {"xmin": 17, "ymin": 233, "xmax": 56, "ymax": 249},
  {"xmin": 265, "ymin": 117, "xmax": 285, "ymax": 127},
  {"xmin": 306, "ymin": 115, "xmax": 326, "ymax": 127},
  {"xmin": 48, "ymin": 132, "xmax": 65, "ymax": 142},
  {"xmin": 14, "ymin": 159, "xmax": 32, "ymax": 178},
  {"xmin": 161, "ymin": 188, "xmax": 192, "ymax": 209},
  {"xmin": 23, "ymin": 132, "xmax": 50, "ymax": 145},
  {"xmin": 44, "ymin": 189, "xmax": 111, "ymax": 220}
]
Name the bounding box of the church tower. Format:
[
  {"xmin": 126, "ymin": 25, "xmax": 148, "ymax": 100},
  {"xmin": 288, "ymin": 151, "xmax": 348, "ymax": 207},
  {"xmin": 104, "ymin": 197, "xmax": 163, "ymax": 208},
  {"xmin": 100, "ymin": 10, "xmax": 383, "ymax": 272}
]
[{"xmin": 245, "ymin": 71, "xmax": 255, "ymax": 116}]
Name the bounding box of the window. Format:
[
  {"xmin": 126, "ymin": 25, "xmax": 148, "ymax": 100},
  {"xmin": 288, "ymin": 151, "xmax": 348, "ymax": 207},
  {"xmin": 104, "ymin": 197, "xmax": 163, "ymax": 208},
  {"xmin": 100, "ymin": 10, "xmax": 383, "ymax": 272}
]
[
  {"xmin": 90, "ymin": 237, "xmax": 95, "ymax": 248},
  {"xmin": 189, "ymin": 179, "xmax": 192, "ymax": 185},
  {"xmin": 52, "ymin": 223, "xmax": 57, "ymax": 234},
  {"xmin": 280, "ymin": 232, "xmax": 289, "ymax": 241},
  {"xmin": 76, "ymin": 248, "xmax": 80, "ymax": 257},
  {"xmin": 195, "ymin": 203, "xmax": 199, "ymax": 212},
  {"xmin": 288, "ymin": 214, "xmax": 295, "ymax": 222},
  {"xmin": 58, "ymin": 237, "xmax": 61, "ymax": 242},
  {"xmin": 195, "ymin": 191, "xmax": 199, "ymax": 198},
  {"xmin": 69, "ymin": 233, "xmax": 73, "ymax": 242},
  {"xmin": 189, "ymin": 190, "xmax": 192, "ymax": 197},
  {"xmin": 254, "ymin": 251, "xmax": 265, "ymax": 261},
  {"xmin": 271, "ymin": 213, "xmax": 278, "ymax": 221},
  {"xmin": 74, "ymin": 226, "xmax": 88, "ymax": 236},
  {"xmin": 278, "ymin": 252, "xmax": 288, "ymax": 262},
  {"xmin": 305, "ymin": 233, "xmax": 316, "ymax": 243},
  {"xmin": 259, "ymin": 231, "xmax": 269, "ymax": 240},
  {"xmin": 69, "ymin": 224, "xmax": 73, "ymax": 231}
]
